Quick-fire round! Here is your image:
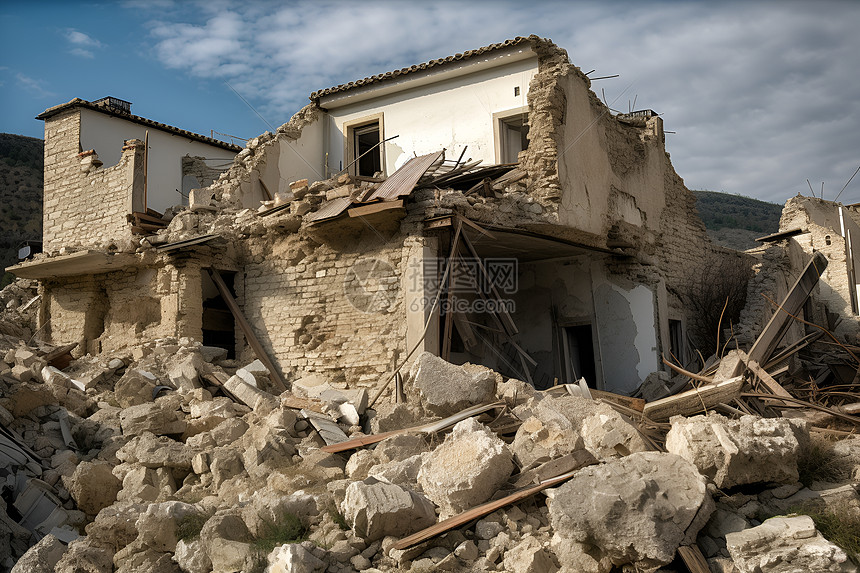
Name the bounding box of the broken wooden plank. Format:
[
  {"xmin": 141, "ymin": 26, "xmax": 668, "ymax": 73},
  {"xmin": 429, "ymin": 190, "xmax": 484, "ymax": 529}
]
[
  {"xmin": 42, "ymin": 343, "xmax": 78, "ymax": 369},
  {"xmin": 281, "ymin": 394, "xmax": 327, "ymax": 415},
  {"xmin": 591, "ymin": 389, "xmax": 646, "ymax": 413},
  {"xmin": 677, "ymin": 545, "xmax": 710, "ymax": 573},
  {"xmin": 320, "ymin": 401, "xmax": 504, "ymax": 453},
  {"xmin": 737, "ymin": 350, "xmax": 793, "ymax": 399},
  {"xmin": 511, "ymin": 450, "xmax": 598, "ymax": 489},
  {"xmin": 731, "ymin": 251, "xmax": 827, "ymax": 377},
  {"xmin": 642, "ymin": 377, "xmax": 744, "ymax": 421},
  {"xmin": 207, "ymin": 268, "xmax": 287, "ymax": 392},
  {"xmin": 391, "ymin": 465, "xmax": 580, "ymax": 551},
  {"xmin": 347, "ymin": 199, "xmax": 404, "ymax": 218}
]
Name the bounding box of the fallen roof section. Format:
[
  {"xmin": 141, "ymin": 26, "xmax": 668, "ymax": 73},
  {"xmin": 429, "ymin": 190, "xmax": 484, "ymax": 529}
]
[{"xmin": 6, "ymin": 250, "xmax": 138, "ymax": 279}]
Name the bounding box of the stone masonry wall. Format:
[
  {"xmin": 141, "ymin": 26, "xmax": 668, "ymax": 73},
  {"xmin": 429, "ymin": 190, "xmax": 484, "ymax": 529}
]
[
  {"xmin": 42, "ymin": 109, "xmax": 141, "ymax": 253},
  {"xmin": 240, "ymin": 230, "xmax": 409, "ymax": 388},
  {"xmin": 41, "ymin": 262, "xmax": 184, "ymax": 355}
]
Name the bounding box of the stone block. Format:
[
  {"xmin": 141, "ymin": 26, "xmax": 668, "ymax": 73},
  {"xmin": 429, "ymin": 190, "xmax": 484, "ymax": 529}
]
[
  {"xmin": 64, "ymin": 461, "xmax": 121, "ymax": 515},
  {"xmin": 666, "ymin": 413, "xmax": 807, "ymax": 488},
  {"xmin": 407, "ymin": 352, "xmax": 496, "ymax": 417},
  {"xmin": 418, "ymin": 417, "xmax": 513, "ymax": 519},
  {"xmin": 11, "ymin": 533, "xmax": 67, "ymax": 573},
  {"xmin": 342, "ymin": 478, "xmax": 436, "ymax": 541},
  {"xmin": 725, "ymin": 515, "xmax": 856, "ymax": 573},
  {"xmin": 549, "ymin": 452, "xmax": 711, "ymax": 573}
]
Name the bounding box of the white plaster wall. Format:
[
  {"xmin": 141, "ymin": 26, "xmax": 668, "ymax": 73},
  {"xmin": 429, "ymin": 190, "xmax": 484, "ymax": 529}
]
[
  {"xmin": 592, "ymin": 265, "xmax": 659, "ymax": 394},
  {"xmin": 79, "ymin": 109, "xmax": 237, "ymax": 213},
  {"xmin": 322, "ymin": 58, "xmax": 538, "ymax": 175},
  {"xmin": 274, "ymin": 120, "xmax": 325, "ymax": 192},
  {"xmin": 556, "ymin": 74, "xmax": 667, "ymax": 238}
]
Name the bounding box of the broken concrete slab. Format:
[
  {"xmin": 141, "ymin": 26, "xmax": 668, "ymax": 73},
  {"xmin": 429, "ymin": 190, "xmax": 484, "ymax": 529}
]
[
  {"xmin": 10, "ymin": 533, "xmax": 67, "ymax": 573},
  {"xmin": 725, "ymin": 515, "xmax": 857, "ymax": 573},
  {"xmin": 418, "ymin": 417, "xmax": 513, "ymax": 519},
  {"xmin": 266, "ymin": 543, "xmax": 326, "ymax": 573},
  {"xmin": 63, "ymin": 460, "xmax": 121, "ymax": 515},
  {"xmin": 407, "ymin": 352, "xmax": 496, "ymax": 417},
  {"xmin": 549, "ymin": 451, "xmax": 711, "ymax": 573},
  {"xmin": 342, "ymin": 477, "xmax": 436, "ymax": 541},
  {"xmin": 666, "ymin": 413, "xmax": 808, "ymax": 488},
  {"xmin": 120, "ymin": 401, "xmax": 187, "ymax": 436}
]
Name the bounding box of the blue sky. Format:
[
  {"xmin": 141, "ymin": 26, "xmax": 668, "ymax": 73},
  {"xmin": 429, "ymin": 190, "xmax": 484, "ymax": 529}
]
[{"xmin": 2, "ymin": 0, "xmax": 860, "ymax": 205}]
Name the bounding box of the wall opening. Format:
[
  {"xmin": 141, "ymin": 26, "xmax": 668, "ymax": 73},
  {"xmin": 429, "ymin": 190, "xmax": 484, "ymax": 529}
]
[
  {"xmin": 562, "ymin": 324, "xmax": 596, "ymax": 386},
  {"xmin": 201, "ymin": 270, "xmax": 236, "ymax": 359},
  {"xmin": 352, "ymin": 122, "xmax": 381, "ymax": 176},
  {"xmin": 669, "ymin": 319, "xmax": 684, "ymax": 364},
  {"xmin": 498, "ymin": 114, "xmax": 529, "ymax": 164}
]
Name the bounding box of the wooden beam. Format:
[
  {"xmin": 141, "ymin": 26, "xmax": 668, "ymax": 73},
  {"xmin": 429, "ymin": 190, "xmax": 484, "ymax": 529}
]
[
  {"xmin": 643, "ymin": 377, "xmax": 744, "ymax": 421},
  {"xmin": 347, "ymin": 199, "xmax": 404, "ymax": 218},
  {"xmin": 677, "ymin": 545, "xmax": 710, "ymax": 573},
  {"xmin": 391, "ymin": 465, "xmax": 581, "ymax": 551},
  {"xmin": 590, "ymin": 389, "xmax": 646, "ymax": 413},
  {"xmin": 425, "ymin": 216, "xmax": 453, "ymax": 230},
  {"xmin": 731, "ymin": 251, "xmax": 827, "ymax": 377},
  {"xmin": 737, "ymin": 350, "xmax": 793, "ymax": 399},
  {"xmin": 207, "ymin": 268, "xmax": 287, "ymax": 392}
]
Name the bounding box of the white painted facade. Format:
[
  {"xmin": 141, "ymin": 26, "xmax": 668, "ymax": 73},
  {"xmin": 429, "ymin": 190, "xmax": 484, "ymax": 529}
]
[
  {"xmin": 318, "ymin": 45, "xmax": 538, "ymax": 176},
  {"xmin": 78, "ymin": 109, "xmax": 237, "ymax": 213}
]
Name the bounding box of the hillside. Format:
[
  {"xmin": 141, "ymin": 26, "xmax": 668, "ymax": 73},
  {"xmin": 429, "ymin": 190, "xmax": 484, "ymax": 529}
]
[
  {"xmin": 0, "ymin": 133, "xmax": 43, "ymax": 285},
  {"xmin": 692, "ymin": 190, "xmax": 783, "ymax": 250}
]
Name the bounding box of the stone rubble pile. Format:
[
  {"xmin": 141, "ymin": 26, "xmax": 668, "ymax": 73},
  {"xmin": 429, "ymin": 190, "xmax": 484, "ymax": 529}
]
[{"xmin": 0, "ymin": 292, "xmax": 857, "ymax": 571}]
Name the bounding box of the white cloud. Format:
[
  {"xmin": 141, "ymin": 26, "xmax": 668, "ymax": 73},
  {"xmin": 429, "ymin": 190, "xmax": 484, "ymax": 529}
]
[
  {"xmin": 15, "ymin": 73, "xmax": 55, "ymax": 98},
  {"xmin": 135, "ymin": 0, "xmax": 860, "ymax": 204},
  {"xmin": 65, "ymin": 28, "xmax": 103, "ymax": 58}
]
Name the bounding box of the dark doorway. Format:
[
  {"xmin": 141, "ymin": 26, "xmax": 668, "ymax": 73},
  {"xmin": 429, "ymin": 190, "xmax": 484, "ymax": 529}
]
[
  {"xmin": 563, "ymin": 324, "xmax": 596, "ymax": 386},
  {"xmin": 202, "ymin": 270, "xmax": 236, "ymax": 359}
]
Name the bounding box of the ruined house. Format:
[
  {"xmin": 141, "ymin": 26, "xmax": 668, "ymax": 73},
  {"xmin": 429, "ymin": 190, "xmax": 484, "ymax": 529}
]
[{"xmin": 8, "ymin": 36, "xmax": 748, "ymax": 396}]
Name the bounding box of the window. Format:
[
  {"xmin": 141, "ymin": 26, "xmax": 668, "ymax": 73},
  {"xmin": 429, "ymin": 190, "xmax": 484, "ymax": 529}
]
[
  {"xmin": 348, "ymin": 120, "xmax": 382, "ymax": 177},
  {"xmin": 494, "ymin": 108, "xmax": 530, "ymax": 164}
]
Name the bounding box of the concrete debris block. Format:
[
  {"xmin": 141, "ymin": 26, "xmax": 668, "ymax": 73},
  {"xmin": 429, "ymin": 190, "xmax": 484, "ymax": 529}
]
[
  {"xmin": 64, "ymin": 460, "xmax": 121, "ymax": 515},
  {"xmin": 54, "ymin": 538, "xmax": 114, "ymax": 573},
  {"xmin": 512, "ymin": 407, "xmax": 584, "ymax": 469},
  {"xmin": 166, "ymin": 354, "xmax": 203, "ymax": 393},
  {"xmin": 346, "ymin": 449, "xmax": 377, "ymax": 480},
  {"xmin": 223, "ymin": 374, "xmax": 277, "ymax": 411},
  {"xmin": 267, "ymin": 543, "xmax": 326, "ymax": 573},
  {"xmin": 210, "ymin": 447, "xmax": 245, "ymax": 489},
  {"xmin": 189, "ymin": 396, "xmax": 243, "ymax": 420},
  {"xmin": 51, "ymin": 449, "xmax": 79, "ymax": 476},
  {"xmin": 760, "ymin": 484, "xmax": 860, "ymax": 521},
  {"xmin": 189, "ymin": 188, "xmax": 215, "ymax": 211},
  {"xmin": 418, "ymin": 417, "xmax": 514, "ymax": 519},
  {"xmin": 374, "ymin": 433, "xmax": 427, "ymax": 463},
  {"xmin": 188, "ymin": 417, "xmax": 250, "ymax": 450},
  {"xmin": 666, "ymin": 413, "xmax": 807, "ymax": 488},
  {"xmin": 115, "ymin": 549, "xmax": 181, "ymax": 573},
  {"xmin": 367, "ymin": 454, "xmax": 423, "ymax": 488},
  {"xmin": 116, "ymin": 432, "xmax": 195, "ymax": 470},
  {"xmin": 84, "ymin": 500, "xmax": 146, "ymax": 553},
  {"xmin": 13, "ymin": 347, "xmax": 40, "ymax": 368},
  {"xmin": 342, "ymin": 477, "xmax": 436, "ymax": 541},
  {"xmin": 135, "ymin": 501, "xmax": 202, "ymax": 552},
  {"xmin": 580, "ymin": 410, "xmax": 650, "ymax": 460},
  {"xmin": 2, "ymin": 382, "xmax": 55, "ymax": 417},
  {"xmin": 407, "ymin": 352, "xmax": 496, "ymax": 416},
  {"xmin": 291, "ymin": 374, "xmax": 334, "ymax": 399},
  {"xmin": 503, "ymin": 536, "xmax": 558, "ymax": 573},
  {"xmin": 42, "ymin": 365, "xmax": 85, "ymax": 392},
  {"xmin": 114, "ymin": 369, "xmax": 159, "ymax": 408},
  {"xmin": 117, "ymin": 465, "xmax": 176, "ymax": 502},
  {"xmin": 549, "ymin": 452, "xmax": 711, "ymax": 573},
  {"xmin": 11, "ymin": 363, "xmax": 34, "ymax": 382},
  {"xmin": 174, "ymin": 538, "xmax": 212, "ymax": 573},
  {"xmin": 455, "ymin": 540, "xmax": 480, "ymax": 562},
  {"xmin": 201, "ymin": 511, "xmax": 254, "ymax": 573},
  {"xmin": 198, "ymin": 345, "xmax": 228, "ymax": 363},
  {"xmin": 120, "ymin": 401, "xmax": 187, "ymax": 436},
  {"xmin": 10, "ymin": 533, "xmax": 67, "ymax": 573},
  {"xmin": 725, "ymin": 515, "xmax": 857, "ymax": 573}
]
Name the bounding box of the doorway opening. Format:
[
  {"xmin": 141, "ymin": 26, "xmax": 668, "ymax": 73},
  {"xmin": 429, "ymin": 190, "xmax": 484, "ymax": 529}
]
[
  {"xmin": 562, "ymin": 324, "xmax": 596, "ymax": 386},
  {"xmin": 202, "ymin": 270, "xmax": 236, "ymax": 359}
]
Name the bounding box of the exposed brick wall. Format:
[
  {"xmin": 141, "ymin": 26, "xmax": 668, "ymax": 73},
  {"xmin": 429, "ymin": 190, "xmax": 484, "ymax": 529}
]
[
  {"xmin": 41, "ymin": 261, "xmax": 185, "ymax": 355},
  {"xmin": 239, "ymin": 231, "xmax": 409, "ymax": 388},
  {"xmin": 42, "ymin": 109, "xmax": 140, "ymax": 253}
]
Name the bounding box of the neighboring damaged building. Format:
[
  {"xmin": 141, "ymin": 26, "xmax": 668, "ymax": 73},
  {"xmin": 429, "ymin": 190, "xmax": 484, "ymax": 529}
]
[
  {"xmin": 9, "ymin": 36, "xmax": 748, "ymax": 396},
  {"xmin": 739, "ymin": 195, "xmax": 860, "ymax": 349}
]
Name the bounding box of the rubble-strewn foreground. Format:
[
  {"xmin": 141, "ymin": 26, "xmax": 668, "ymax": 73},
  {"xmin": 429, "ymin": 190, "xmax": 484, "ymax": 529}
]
[{"xmin": 1, "ymin": 278, "xmax": 859, "ymax": 573}]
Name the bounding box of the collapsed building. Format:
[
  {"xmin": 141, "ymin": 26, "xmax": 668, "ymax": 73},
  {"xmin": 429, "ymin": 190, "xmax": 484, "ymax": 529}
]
[
  {"xmin": 10, "ymin": 36, "xmax": 750, "ymax": 396},
  {"xmin": 5, "ymin": 34, "xmax": 860, "ymax": 573}
]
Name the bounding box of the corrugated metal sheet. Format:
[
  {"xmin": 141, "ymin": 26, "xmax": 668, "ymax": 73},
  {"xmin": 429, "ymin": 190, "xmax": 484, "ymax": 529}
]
[
  {"xmin": 305, "ymin": 196, "xmax": 352, "ymax": 223},
  {"xmin": 366, "ymin": 151, "xmax": 444, "ymax": 202}
]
